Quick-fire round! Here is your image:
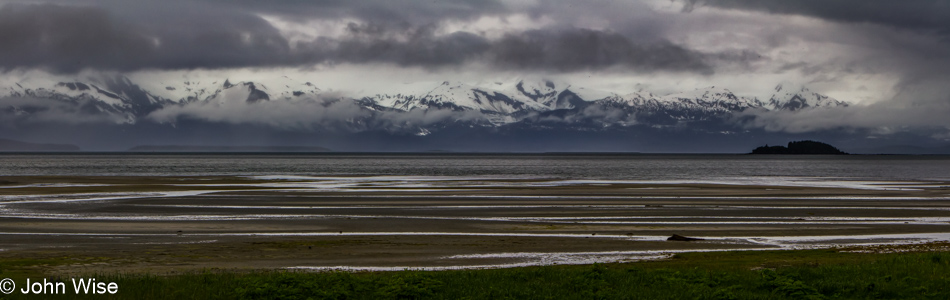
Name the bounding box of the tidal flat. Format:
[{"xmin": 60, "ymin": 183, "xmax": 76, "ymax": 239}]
[{"xmin": 1, "ymin": 175, "xmax": 950, "ymax": 276}]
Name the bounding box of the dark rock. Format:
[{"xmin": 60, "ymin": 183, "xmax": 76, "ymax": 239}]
[
  {"xmin": 244, "ymin": 82, "xmax": 270, "ymax": 102},
  {"xmin": 667, "ymin": 234, "xmax": 703, "ymax": 241},
  {"xmin": 56, "ymin": 82, "xmax": 91, "ymax": 91}
]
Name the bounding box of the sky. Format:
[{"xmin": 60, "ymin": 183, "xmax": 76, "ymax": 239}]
[{"xmin": 1, "ymin": 0, "xmax": 949, "ymax": 150}]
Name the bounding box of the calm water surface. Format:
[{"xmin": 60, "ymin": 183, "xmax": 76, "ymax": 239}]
[{"xmin": 0, "ymin": 153, "xmax": 948, "ymax": 181}]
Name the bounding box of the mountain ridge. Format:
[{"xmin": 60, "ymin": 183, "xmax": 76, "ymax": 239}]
[{"xmin": 0, "ymin": 75, "xmax": 851, "ymax": 132}]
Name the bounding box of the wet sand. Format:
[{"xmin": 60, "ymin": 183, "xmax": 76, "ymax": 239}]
[{"xmin": 1, "ymin": 175, "xmax": 949, "ymax": 274}]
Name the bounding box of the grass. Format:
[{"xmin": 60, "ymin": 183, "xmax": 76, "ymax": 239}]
[{"xmin": 2, "ymin": 248, "xmax": 950, "ymax": 299}]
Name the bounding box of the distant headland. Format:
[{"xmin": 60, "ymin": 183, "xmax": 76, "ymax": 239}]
[
  {"xmin": 0, "ymin": 138, "xmax": 80, "ymax": 152},
  {"xmin": 751, "ymin": 140, "xmax": 848, "ymax": 155},
  {"xmin": 128, "ymin": 145, "xmax": 330, "ymax": 152}
]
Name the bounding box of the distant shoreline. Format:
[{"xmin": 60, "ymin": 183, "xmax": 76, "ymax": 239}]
[
  {"xmin": 127, "ymin": 145, "xmax": 331, "ymax": 152},
  {"xmin": 1, "ymin": 151, "xmax": 949, "ymax": 156}
]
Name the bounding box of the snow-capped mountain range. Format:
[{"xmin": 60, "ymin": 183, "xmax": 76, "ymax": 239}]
[
  {"xmin": 0, "ymin": 74, "xmax": 849, "ymax": 130},
  {"xmin": 366, "ymin": 80, "xmax": 846, "ymax": 118}
]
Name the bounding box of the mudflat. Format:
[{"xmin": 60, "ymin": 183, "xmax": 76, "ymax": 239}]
[{"xmin": 1, "ymin": 175, "xmax": 949, "ymax": 275}]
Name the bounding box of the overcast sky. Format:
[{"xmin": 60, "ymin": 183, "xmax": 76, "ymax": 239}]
[{"xmin": 1, "ymin": 0, "xmax": 949, "ymax": 141}]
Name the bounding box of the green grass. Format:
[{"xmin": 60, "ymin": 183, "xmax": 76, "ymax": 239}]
[{"xmin": 2, "ymin": 249, "xmax": 950, "ymax": 299}]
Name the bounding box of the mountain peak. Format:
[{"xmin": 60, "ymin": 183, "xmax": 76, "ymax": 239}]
[
  {"xmin": 774, "ymin": 83, "xmax": 810, "ymax": 94},
  {"xmin": 768, "ymin": 84, "xmax": 847, "ymax": 111},
  {"xmin": 665, "ymin": 86, "xmax": 739, "ymax": 102}
]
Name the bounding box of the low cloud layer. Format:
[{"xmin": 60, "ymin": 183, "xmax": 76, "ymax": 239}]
[
  {"xmin": 0, "ymin": 96, "xmax": 131, "ymax": 125},
  {"xmin": 147, "ymin": 94, "xmax": 485, "ymax": 133}
]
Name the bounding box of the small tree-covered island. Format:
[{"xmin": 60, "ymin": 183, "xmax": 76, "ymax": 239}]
[{"xmin": 751, "ymin": 140, "xmax": 848, "ymax": 155}]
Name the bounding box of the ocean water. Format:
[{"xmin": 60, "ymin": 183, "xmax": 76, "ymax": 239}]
[{"xmin": 0, "ymin": 153, "xmax": 948, "ymax": 181}]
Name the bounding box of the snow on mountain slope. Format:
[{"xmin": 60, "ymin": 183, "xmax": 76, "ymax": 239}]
[
  {"xmin": 1, "ymin": 75, "xmax": 131, "ymax": 108},
  {"xmin": 605, "ymin": 91, "xmax": 658, "ymax": 106},
  {"xmin": 366, "ymin": 93, "xmax": 419, "ymax": 109},
  {"xmin": 661, "ymin": 86, "xmax": 765, "ymax": 112},
  {"xmin": 767, "ymin": 84, "xmax": 849, "ymax": 111},
  {"xmin": 0, "ymin": 73, "xmax": 328, "ymax": 125},
  {"xmin": 360, "ymin": 79, "xmax": 851, "ymax": 125},
  {"xmin": 390, "ymin": 81, "xmax": 545, "ymax": 114},
  {"xmin": 381, "ymin": 79, "xmax": 615, "ymax": 114},
  {"xmin": 145, "ymin": 76, "xmax": 322, "ymax": 103},
  {"xmin": 492, "ymin": 79, "xmax": 565, "ymax": 109},
  {"xmin": 0, "ymin": 73, "xmax": 167, "ymax": 124},
  {"xmin": 134, "ymin": 77, "xmax": 220, "ymax": 103},
  {"xmin": 569, "ymin": 86, "xmax": 618, "ymax": 103},
  {"xmin": 490, "ymin": 78, "xmax": 620, "ymax": 109}
]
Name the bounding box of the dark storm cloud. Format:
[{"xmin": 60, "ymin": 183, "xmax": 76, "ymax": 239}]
[
  {"xmin": 191, "ymin": 0, "xmax": 507, "ymax": 24},
  {"xmin": 488, "ymin": 28, "xmax": 712, "ymax": 73},
  {"xmin": 296, "ymin": 22, "xmax": 492, "ymax": 68},
  {"xmin": 300, "ymin": 24, "xmax": 714, "ymax": 73},
  {"xmin": 22, "ymin": 0, "xmax": 507, "ymax": 23},
  {"xmin": 688, "ymin": 0, "xmax": 950, "ymax": 35},
  {"xmin": 0, "ymin": 3, "xmax": 715, "ymax": 74},
  {"xmin": 0, "ymin": 4, "xmax": 155, "ymax": 73},
  {"xmin": 0, "ymin": 3, "xmax": 290, "ymax": 72}
]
